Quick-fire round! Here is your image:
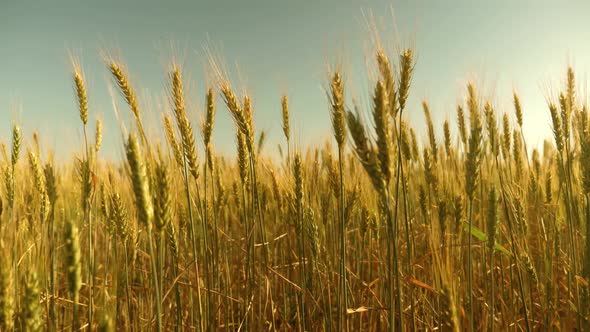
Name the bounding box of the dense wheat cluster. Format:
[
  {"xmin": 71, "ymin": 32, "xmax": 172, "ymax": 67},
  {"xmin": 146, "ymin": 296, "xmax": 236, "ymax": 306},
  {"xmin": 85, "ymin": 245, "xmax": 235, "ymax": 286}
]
[{"xmin": 1, "ymin": 42, "xmax": 590, "ymax": 332}]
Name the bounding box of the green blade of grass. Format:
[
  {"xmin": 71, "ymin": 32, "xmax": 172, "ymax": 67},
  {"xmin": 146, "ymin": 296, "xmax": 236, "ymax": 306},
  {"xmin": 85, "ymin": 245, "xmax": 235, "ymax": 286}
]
[{"xmin": 462, "ymin": 221, "xmax": 511, "ymax": 256}]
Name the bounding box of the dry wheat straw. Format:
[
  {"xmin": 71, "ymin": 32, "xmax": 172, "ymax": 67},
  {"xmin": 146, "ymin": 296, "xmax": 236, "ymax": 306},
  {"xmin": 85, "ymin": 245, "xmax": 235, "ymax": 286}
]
[
  {"xmin": 486, "ymin": 186, "xmax": 498, "ymax": 331},
  {"xmin": 165, "ymin": 68, "xmax": 206, "ymax": 331},
  {"xmin": 327, "ymin": 70, "xmax": 348, "ymax": 332},
  {"xmin": 125, "ymin": 133, "xmax": 161, "ymax": 332},
  {"xmin": 293, "ymin": 152, "xmax": 306, "ymax": 330},
  {"xmin": 393, "ymin": 50, "xmax": 414, "ymax": 330},
  {"xmin": 464, "ymin": 83, "xmax": 482, "ymax": 332}
]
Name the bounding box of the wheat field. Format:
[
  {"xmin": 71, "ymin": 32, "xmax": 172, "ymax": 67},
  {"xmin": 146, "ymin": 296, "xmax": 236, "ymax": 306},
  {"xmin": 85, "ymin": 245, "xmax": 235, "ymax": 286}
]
[{"xmin": 0, "ymin": 33, "xmax": 589, "ymax": 332}]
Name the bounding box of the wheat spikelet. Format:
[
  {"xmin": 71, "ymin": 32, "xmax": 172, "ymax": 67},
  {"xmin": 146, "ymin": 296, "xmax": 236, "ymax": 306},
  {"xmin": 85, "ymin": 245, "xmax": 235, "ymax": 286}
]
[
  {"xmin": 5, "ymin": 125, "xmax": 20, "ymax": 210},
  {"xmin": 513, "ymin": 129, "xmax": 523, "ymax": 175},
  {"xmin": 220, "ymin": 82, "xmax": 254, "ymax": 154},
  {"xmin": 170, "ymin": 67, "xmax": 186, "ymax": 114},
  {"xmin": 521, "ymin": 253, "xmax": 538, "ymax": 284},
  {"xmin": 513, "ymin": 92, "xmax": 523, "ymax": 128},
  {"xmin": 453, "ymin": 195, "xmax": 463, "ymax": 235},
  {"xmin": 397, "ymin": 49, "xmax": 414, "ymax": 112},
  {"xmin": 236, "ymin": 131, "xmax": 249, "ymax": 186},
  {"xmin": 304, "ymin": 205, "xmax": 319, "ymax": 262},
  {"xmin": 77, "ymin": 157, "xmax": 92, "ymax": 213},
  {"xmin": 242, "ymin": 95, "xmax": 256, "ymax": 154},
  {"xmin": 443, "ymin": 120, "xmax": 451, "ymax": 157},
  {"xmin": 544, "ymin": 171, "xmax": 553, "ymax": 207},
  {"xmin": 3, "ymin": 167, "xmax": 13, "ymax": 211},
  {"xmin": 423, "ymin": 101, "xmax": 438, "ymax": 162},
  {"xmin": 373, "ymin": 80, "xmax": 391, "ymax": 182},
  {"xmin": 578, "ymin": 104, "xmax": 588, "ymax": 140},
  {"xmin": 346, "ymin": 110, "xmax": 383, "ymax": 193},
  {"xmin": 457, "ymin": 105, "xmax": 467, "ymax": 147},
  {"xmin": 269, "ymin": 168, "xmax": 282, "ymax": 211},
  {"xmin": 401, "ymin": 120, "xmax": 413, "ymax": 160},
  {"xmin": 377, "ymin": 51, "xmax": 397, "ymax": 116},
  {"xmin": 154, "ymin": 157, "xmax": 171, "ymax": 232},
  {"xmin": 218, "ymin": 80, "xmax": 240, "ymax": 115},
  {"xmin": 549, "ymin": 102, "xmax": 564, "ymax": 153},
  {"xmin": 359, "ymin": 205, "xmax": 370, "ymax": 236},
  {"xmin": 73, "ymin": 68, "xmax": 88, "ymax": 125},
  {"xmin": 566, "ymin": 66, "xmax": 576, "ymax": 112},
  {"xmin": 281, "ymin": 95, "xmax": 290, "ymax": 142},
  {"xmin": 43, "ymin": 161, "xmax": 57, "ymax": 209},
  {"xmin": 95, "ymin": 118, "xmax": 102, "ymax": 152},
  {"xmin": 11, "ymin": 125, "xmax": 21, "ymax": 167},
  {"xmin": 203, "ymin": 87, "xmax": 216, "ymax": 147},
  {"xmin": 294, "ymin": 153, "xmax": 304, "ymax": 211},
  {"xmin": 465, "ymin": 83, "xmax": 482, "ymax": 200},
  {"xmin": 206, "ymin": 144, "xmax": 215, "ymax": 172},
  {"xmin": 110, "ymin": 192, "xmax": 129, "ymax": 240},
  {"xmin": 168, "ymin": 222, "xmax": 179, "ymax": 263},
  {"xmin": 325, "ymin": 153, "xmax": 340, "ymax": 197},
  {"xmin": 558, "ymin": 93, "xmax": 572, "ymax": 143},
  {"xmin": 170, "ymin": 68, "xmax": 199, "ymax": 180},
  {"xmin": 28, "ymin": 150, "xmax": 49, "ymax": 222},
  {"xmin": 501, "ymin": 113, "xmax": 511, "ymax": 160},
  {"xmin": 32, "ymin": 132, "xmax": 40, "ymax": 157},
  {"xmin": 125, "ymin": 133, "xmax": 153, "ymax": 229},
  {"xmin": 257, "ymin": 130, "xmax": 266, "ymax": 155},
  {"xmin": 128, "ymin": 220, "xmax": 139, "ymax": 267},
  {"xmin": 109, "ymin": 62, "xmax": 140, "ymax": 119},
  {"xmin": 328, "ymin": 72, "xmax": 347, "ymax": 149},
  {"xmin": 215, "ymin": 166, "xmax": 227, "ymax": 207},
  {"xmin": 484, "ymin": 102, "xmax": 499, "ymax": 156},
  {"xmin": 343, "ymin": 186, "xmax": 359, "ymax": 226},
  {"xmin": 423, "ymin": 149, "xmax": 438, "ymax": 195},
  {"xmin": 0, "ymin": 143, "xmax": 6, "ymax": 163}
]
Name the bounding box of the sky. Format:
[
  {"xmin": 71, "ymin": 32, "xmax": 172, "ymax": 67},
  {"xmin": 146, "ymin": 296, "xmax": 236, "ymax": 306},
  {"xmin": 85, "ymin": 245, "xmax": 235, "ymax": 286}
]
[{"xmin": 2, "ymin": 0, "xmax": 590, "ymax": 161}]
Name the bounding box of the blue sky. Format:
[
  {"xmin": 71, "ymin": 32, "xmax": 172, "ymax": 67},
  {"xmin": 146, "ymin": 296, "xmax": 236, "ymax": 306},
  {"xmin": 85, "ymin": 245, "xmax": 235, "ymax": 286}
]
[{"xmin": 1, "ymin": 0, "xmax": 590, "ymax": 160}]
